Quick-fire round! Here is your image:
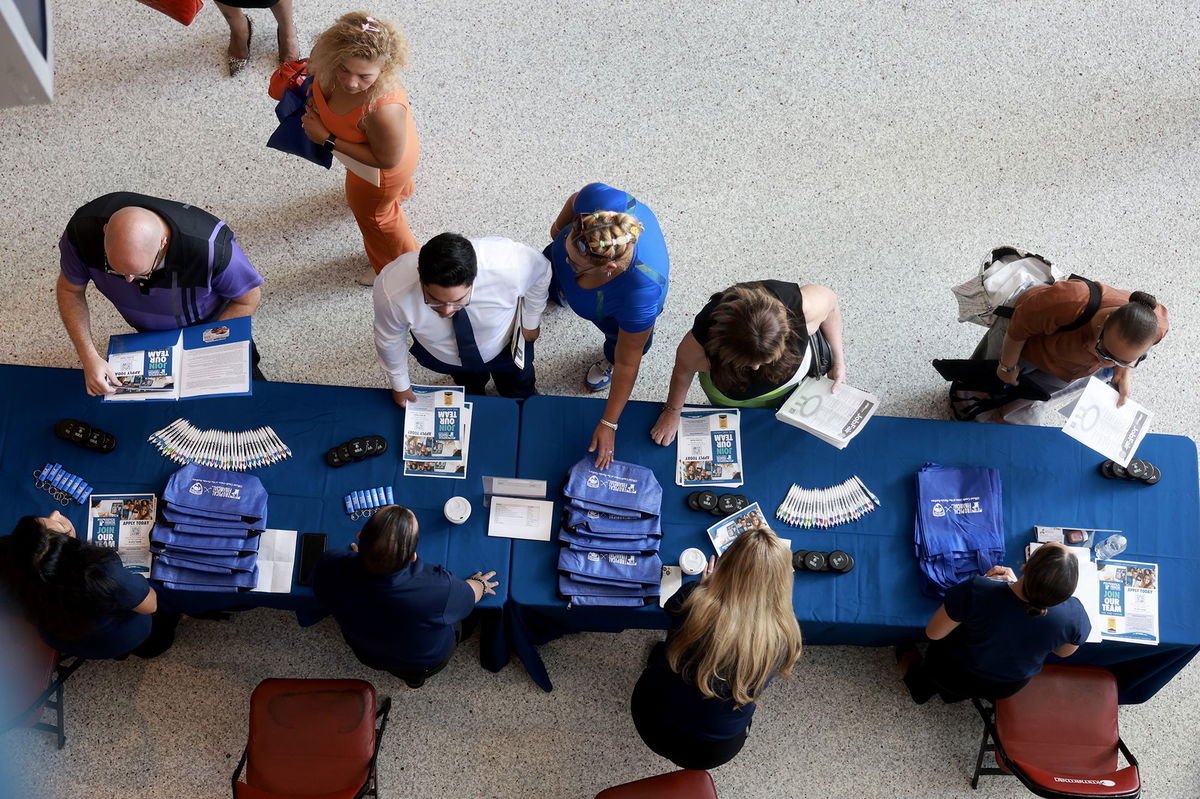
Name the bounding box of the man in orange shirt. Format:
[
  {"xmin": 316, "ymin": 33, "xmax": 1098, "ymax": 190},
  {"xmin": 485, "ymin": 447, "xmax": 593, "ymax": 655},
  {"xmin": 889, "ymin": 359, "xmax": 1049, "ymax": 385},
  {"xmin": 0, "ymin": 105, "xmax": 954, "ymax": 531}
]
[{"xmin": 993, "ymin": 280, "xmax": 1168, "ymax": 407}]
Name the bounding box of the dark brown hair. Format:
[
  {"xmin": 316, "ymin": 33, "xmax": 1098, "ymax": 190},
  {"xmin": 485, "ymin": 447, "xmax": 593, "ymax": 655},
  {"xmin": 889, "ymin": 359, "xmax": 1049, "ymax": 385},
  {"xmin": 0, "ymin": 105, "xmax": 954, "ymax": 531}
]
[
  {"xmin": 706, "ymin": 284, "xmax": 801, "ymax": 394},
  {"xmin": 358, "ymin": 505, "xmax": 418, "ymax": 575},
  {"xmin": 1107, "ymin": 291, "xmax": 1160, "ymax": 346},
  {"xmin": 1021, "ymin": 545, "xmax": 1079, "ymax": 617},
  {"xmin": 0, "ymin": 516, "xmax": 123, "ymax": 638}
]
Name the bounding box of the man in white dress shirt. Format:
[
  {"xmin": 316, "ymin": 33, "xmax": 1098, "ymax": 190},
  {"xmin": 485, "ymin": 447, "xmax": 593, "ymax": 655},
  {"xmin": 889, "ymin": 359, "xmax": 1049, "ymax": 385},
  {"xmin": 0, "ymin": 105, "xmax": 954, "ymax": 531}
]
[{"xmin": 374, "ymin": 232, "xmax": 551, "ymax": 406}]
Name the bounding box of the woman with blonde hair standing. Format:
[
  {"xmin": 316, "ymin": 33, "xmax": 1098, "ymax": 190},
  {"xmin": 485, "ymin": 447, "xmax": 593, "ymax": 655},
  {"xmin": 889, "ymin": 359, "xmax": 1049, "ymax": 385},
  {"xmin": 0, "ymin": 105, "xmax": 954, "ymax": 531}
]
[
  {"xmin": 547, "ymin": 182, "xmax": 670, "ymax": 468},
  {"xmin": 302, "ymin": 11, "xmax": 420, "ymax": 285},
  {"xmin": 630, "ymin": 527, "xmax": 802, "ymax": 769},
  {"xmin": 650, "ymin": 280, "xmax": 846, "ymax": 446}
]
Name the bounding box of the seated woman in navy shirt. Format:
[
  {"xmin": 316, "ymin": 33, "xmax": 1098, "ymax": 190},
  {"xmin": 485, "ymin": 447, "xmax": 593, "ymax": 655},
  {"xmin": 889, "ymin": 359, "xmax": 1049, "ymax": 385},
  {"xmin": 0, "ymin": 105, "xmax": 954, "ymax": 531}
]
[
  {"xmin": 312, "ymin": 505, "xmax": 499, "ymax": 688},
  {"xmin": 898, "ymin": 541, "xmax": 1090, "ymax": 703},
  {"xmin": 650, "ymin": 280, "xmax": 847, "ymax": 445},
  {"xmin": 0, "ymin": 512, "xmax": 177, "ymax": 660},
  {"xmin": 630, "ymin": 527, "xmax": 802, "ymax": 770},
  {"xmin": 547, "ymin": 182, "xmax": 669, "ymax": 468}
]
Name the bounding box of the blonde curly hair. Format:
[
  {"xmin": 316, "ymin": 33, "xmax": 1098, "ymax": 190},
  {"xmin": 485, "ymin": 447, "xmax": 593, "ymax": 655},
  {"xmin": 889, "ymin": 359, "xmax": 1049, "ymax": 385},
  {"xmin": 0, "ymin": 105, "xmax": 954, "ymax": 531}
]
[
  {"xmin": 308, "ymin": 11, "xmax": 409, "ymax": 105},
  {"xmin": 571, "ymin": 211, "xmax": 645, "ymax": 263}
]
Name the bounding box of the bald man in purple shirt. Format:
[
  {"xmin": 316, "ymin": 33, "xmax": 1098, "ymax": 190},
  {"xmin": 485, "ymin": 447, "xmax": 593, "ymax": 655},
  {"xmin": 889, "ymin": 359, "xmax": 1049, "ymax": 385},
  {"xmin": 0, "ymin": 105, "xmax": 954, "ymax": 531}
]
[{"xmin": 56, "ymin": 192, "xmax": 265, "ymax": 396}]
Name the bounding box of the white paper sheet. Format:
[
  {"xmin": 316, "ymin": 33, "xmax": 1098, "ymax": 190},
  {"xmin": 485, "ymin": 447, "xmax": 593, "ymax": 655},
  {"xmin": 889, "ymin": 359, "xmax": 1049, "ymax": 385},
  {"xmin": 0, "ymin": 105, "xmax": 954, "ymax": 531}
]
[
  {"xmin": 487, "ymin": 496, "xmax": 554, "ymax": 541},
  {"xmin": 252, "ymin": 529, "xmax": 297, "ymax": 593},
  {"xmin": 1062, "ymin": 377, "xmax": 1153, "ymax": 467}
]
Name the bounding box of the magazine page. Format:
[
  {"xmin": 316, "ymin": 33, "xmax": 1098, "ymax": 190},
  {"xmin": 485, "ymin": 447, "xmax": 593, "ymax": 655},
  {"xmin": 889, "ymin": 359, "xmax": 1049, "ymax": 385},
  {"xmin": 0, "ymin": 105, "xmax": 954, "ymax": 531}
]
[
  {"xmin": 1062, "ymin": 377, "xmax": 1153, "ymax": 467},
  {"xmin": 1097, "ymin": 559, "xmax": 1159, "ymax": 645},
  {"xmin": 676, "ymin": 408, "xmax": 743, "ymax": 487},
  {"xmin": 87, "ymin": 493, "xmax": 157, "ymax": 573},
  {"xmin": 404, "ymin": 402, "xmax": 471, "ymax": 479},
  {"xmin": 179, "ymin": 316, "xmax": 253, "ymax": 399},
  {"xmin": 775, "ymin": 376, "xmax": 879, "ymax": 449},
  {"xmin": 103, "ymin": 329, "xmax": 182, "ymax": 402},
  {"xmin": 404, "ymin": 385, "xmax": 468, "ymax": 462},
  {"xmin": 705, "ymin": 502, "xmax": 770, "ymax": 556}
]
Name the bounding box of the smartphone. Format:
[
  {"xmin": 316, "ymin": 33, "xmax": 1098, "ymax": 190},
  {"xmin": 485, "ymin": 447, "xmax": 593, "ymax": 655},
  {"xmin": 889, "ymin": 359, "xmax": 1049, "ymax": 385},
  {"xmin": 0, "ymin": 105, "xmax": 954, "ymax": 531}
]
[{"xmin": 296, "ymin": 533, "xmax": 328, "ymax": 587}]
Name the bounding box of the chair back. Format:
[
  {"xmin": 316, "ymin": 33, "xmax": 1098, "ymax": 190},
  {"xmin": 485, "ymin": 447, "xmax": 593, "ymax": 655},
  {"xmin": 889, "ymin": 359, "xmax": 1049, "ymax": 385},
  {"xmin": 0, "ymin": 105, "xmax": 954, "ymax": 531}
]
[
  {"xmin": 0, "ymin": 608, "xmax": 57, "ymax": 729},
  {"xmin": 992, "ymin": 664, "xmax": 1141, "ymax": 798},
  {"xmin": 595, "ymin": 770, "xmax": 718, "ymax": 799},
  {"xmin": 242, "ymin": 679, "xmax": 379, "ymax": 799}
]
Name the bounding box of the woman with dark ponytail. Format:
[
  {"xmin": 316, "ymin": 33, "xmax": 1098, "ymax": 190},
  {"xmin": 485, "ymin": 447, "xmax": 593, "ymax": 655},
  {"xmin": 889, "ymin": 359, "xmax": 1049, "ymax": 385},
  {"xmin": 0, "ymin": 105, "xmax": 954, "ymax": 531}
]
[
  {"xmin": 0, "ymin": 512, "xmax": 177, "ymax": 659},
  {"xmin": 993, "ymin": 279, "xmax": 1168, "ymax": 409},
  {"xmin": 896, "ymin": 542, "xmax": 1090, "ymax": 703}
]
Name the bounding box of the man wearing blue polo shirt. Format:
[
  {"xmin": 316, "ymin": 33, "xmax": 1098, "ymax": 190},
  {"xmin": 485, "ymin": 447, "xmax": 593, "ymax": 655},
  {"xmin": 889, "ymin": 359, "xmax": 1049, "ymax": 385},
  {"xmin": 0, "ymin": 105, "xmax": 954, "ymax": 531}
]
[{"xmin": 312, "ymin": 505, "xmax": 499, "ymax": 688}]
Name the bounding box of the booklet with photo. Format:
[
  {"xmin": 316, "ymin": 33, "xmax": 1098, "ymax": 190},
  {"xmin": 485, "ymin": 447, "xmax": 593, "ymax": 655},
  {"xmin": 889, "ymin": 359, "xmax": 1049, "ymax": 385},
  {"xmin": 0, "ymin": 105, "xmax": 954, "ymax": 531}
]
[
  {"xmin": 1097, "ymin": 559, "xmax": 1159, "ymax": 646},
  {"xmin": 1062, "ymin": 377, "xmax": 1153, "ymax": 467},
  {"xmin": 403, "ymin": 385, "xmax": 467, "ymax": 462},
  {"xmin": 404, "ymin": 402, "xmax": 472, "ymax": 479},
  {"xmin": 706, "ymin": 502, "xmax": 771, "ymax": 556},
  {"xmin": 87, "ymin": 493, "xmax": 157, "ymax": 573},
  {"xmin": 676, "ymin": 408, "xmax": 744, "ymax": 487},
  {"xmin": 104, "ymin": 316, "xmax": 252, "ymax": 402},
  {"xmin": 775, "ymin": 376, "xmax": 879, "ymax": 449}
]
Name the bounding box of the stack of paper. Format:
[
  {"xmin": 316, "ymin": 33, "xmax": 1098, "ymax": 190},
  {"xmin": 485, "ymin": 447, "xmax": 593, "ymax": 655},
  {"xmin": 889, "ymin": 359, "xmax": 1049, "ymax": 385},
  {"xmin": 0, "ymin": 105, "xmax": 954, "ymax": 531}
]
[
  {"xmin": 675, "ymin": 408, "xmax": 744, "ymax": 487},
  {"xmin": 774, "ymin": 377, "xmax": 879, "ymax": 449},
  {"xmin": 403, "ymin": 385, "xmax": 472, "ymax": 479}
]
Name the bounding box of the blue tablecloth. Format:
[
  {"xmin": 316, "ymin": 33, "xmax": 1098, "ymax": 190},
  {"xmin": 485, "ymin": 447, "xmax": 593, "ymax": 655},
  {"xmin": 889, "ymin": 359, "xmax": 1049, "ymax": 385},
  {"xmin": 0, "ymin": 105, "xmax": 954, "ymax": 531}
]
[
  {"xmin": 510, "ymin": 395, "xmax": 1200, "ymax": 700},
  {"xmin": 0, "ymin": 364, "xmax": 516, "ymax": 671}
]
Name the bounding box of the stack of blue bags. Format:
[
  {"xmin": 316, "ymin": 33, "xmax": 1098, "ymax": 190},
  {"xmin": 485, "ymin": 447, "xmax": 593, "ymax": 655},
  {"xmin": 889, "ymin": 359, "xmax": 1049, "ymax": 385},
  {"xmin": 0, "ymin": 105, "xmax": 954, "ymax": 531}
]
[
  {"xmin": 557, "ymin": 457, "xmax": 663, "ymax": 607},
  {"xmin": 913, "ymin": 462, "xmax": 1005, "ymax": 599},
  {"xmin": 150, "ymin": 464, "xmax": 267, "ymax": 591}
]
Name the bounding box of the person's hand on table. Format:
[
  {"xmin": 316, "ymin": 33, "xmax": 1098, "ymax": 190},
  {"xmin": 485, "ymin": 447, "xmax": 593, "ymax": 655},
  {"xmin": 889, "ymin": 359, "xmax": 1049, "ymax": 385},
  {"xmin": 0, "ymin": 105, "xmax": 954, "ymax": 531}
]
[
  {"xmin": 301, "ymin": 105, "xmax": 331, "ymax": 144},
  {"xmin": 985, "ymin": 565, "xmax": 1016, "ymax": 583},
  {"xmin": 468, "ymin": 570, "xmax": 499, "ymax": 602},
  {"xmin": 590, "ymin": 422, "xmax": 616, "ymax": 469},
  {"xmin": 700, "ymin": 555, "xmax": 717, "ymax": 583},
  {"xmin": 649, "ymin": 407, "xmax": 681, "ymax": 446},
  {"xmin": 391, "ymin": 388, "xmax": 417, "ymax": 407},
  {"xmin": 83, "ymin": 355, "xmax": 119, "ymax": 396}
]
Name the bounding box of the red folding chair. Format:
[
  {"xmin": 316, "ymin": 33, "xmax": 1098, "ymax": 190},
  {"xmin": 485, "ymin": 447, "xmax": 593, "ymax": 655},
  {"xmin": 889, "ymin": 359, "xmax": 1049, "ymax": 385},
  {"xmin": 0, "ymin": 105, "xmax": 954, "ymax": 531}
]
[
  {"xmin": 0, "ymin": 610, "xmax": 85, "ymax": 749},
  {"xmin": 595, "ymin": 770, "xmax": 718, "ymax": 799},
  {"xmin": 971, "ymin": 664, "xmax": 1140, "ymax": 798},
  {"xmin": 231, "ymin": 679, "xmax": 392, "ymax": 799}
]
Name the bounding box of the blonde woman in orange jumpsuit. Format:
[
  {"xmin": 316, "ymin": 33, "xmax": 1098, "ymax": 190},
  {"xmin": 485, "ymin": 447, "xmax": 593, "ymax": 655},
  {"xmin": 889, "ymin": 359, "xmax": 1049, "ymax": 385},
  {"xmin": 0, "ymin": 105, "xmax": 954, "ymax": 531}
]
[{"xmin": 302, "ymin": 12, "xmax": 420, "ymax": 285}]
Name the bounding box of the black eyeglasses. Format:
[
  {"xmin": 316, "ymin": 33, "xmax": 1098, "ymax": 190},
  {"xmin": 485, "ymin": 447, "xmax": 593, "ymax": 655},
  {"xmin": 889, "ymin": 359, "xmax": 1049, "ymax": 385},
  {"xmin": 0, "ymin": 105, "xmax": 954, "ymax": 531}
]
[
  {"xmin": 103, "ymin": 243, "xmax": 167, "ymax": 284},
  {"xmin": 421, "ymin": 284, "xmax": 473, "ymax": 309},
  {"xmin": 1095, "ymin": 327, "xmax": 1147, "ymax": 369}
]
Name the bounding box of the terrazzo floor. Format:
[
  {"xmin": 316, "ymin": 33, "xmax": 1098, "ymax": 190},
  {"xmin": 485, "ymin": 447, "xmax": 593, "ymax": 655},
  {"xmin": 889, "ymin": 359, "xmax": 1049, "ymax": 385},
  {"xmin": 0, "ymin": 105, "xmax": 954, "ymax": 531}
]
[{"xmin": 2, "ymin": 1, "xmax": 1199, "ymax": 797}]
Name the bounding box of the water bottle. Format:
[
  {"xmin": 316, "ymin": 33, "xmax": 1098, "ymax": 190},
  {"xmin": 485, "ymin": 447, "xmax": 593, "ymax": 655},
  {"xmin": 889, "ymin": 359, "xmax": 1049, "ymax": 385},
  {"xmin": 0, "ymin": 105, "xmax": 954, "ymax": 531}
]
[{"xmin": 1094, "ymin": 534, "xmax": 1128, "ymax": 562}]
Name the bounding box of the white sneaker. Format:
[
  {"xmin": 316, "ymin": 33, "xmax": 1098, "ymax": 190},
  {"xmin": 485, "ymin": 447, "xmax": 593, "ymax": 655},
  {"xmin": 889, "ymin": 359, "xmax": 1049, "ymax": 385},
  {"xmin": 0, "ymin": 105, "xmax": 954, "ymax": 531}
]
[
  {"xmin": 356, "ymin": 268, "xmax": 377, "ymax": 287},
  {"xmin": 584, "ymin": 358, "xmax": 613, "ymax": 391}
]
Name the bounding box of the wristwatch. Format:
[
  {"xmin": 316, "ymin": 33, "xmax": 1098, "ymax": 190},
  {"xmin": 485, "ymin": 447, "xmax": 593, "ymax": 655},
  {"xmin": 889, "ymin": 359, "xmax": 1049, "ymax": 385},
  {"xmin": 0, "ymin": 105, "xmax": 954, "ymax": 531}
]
[
  {"xmin": 323, "ymin": 134, "xmax": 337, "ymax": 153},
  {"xmin": 997, "ymin": 363, "xmax": 1018, "ymax": 374}
]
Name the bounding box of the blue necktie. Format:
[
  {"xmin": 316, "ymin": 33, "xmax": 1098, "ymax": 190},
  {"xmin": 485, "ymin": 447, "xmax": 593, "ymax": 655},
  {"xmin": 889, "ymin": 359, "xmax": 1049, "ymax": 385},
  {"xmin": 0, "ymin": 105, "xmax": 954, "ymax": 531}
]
[{"xmin": 451, "ymin": 309, "xmax": 485, "ymax": 371}]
